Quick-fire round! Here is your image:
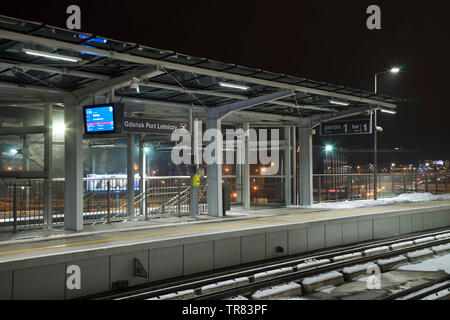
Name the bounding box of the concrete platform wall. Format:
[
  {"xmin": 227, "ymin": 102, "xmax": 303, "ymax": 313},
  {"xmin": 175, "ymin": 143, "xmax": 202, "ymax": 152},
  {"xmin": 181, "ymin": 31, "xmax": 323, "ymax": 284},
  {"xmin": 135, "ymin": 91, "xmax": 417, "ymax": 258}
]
[{"xmin": 1, "ymin": 206, "xmax": 450, "ymax": 300}]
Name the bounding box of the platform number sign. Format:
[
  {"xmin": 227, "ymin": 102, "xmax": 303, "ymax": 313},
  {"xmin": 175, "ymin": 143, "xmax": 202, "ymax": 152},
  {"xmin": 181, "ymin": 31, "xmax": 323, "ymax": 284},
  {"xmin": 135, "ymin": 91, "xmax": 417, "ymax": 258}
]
[{"xmin": 320, "ymin": 119, "xmax": 372, "ymax": 136}]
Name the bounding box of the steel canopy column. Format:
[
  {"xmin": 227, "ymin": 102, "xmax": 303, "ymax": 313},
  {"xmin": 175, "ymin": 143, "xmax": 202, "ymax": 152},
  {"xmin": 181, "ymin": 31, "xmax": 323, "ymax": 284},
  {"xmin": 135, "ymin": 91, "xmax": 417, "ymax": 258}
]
[
  {"xmin": 190, "ymin": 118, "xmax": 202, "ymax": 218},
  {"xmin": 299, "ymin": 121, "xmax": 314, "ymax": 207},
  {"xmin": 292, "ymin": 127, "xmax": 298, "ymax": 205},
  {"xmin": 243, "ymin": 122, "xmax": 251, "ymax": 211},
  {"xmin": 127, "ymin": 134, "xmax": 136, "ymax": 217},
  {"xmin": 64, "ymin": 96, "xmax": 84, "ymax": 231},
  {"xmin": 43, "ymin": 104, "xmax": 53, "ymax": 227},
  {"xmin": 139, "ymin": 134, "xmax": 146, "ymax": 217},
  {"xmin": 284, "ymin": 126, "xmax": 292, "ymax": 206},
  {"xmin": 207, "ymin": 108, "xmax": 223, "ymax": 217}
]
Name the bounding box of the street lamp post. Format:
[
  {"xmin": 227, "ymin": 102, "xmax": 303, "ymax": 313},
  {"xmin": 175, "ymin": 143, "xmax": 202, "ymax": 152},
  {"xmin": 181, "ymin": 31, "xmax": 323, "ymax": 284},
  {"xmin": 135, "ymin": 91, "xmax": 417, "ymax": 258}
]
[{"xmin": 373, "ymin": 67, "xmax": 401, "ymax": 200}]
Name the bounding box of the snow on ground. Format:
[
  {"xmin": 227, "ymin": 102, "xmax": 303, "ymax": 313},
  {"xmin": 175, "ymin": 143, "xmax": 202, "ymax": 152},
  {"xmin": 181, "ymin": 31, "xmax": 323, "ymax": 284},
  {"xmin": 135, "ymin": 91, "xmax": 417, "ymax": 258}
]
[
  {"xmin": 306, "ymin": 193, "xmax": 450, "ymax": 209},
  {"xmin": 407, "ymin": 249, "xmax": 433, "ymax": 259},
  {"xmin": 251, "ymin": 282, "xmax": 302, "ymax": 300},
  {"xmin": 302, "ymin": 271, "xmax": 343, "ymax": 285},
  {"xmin": 398, "ymin": 253, "xmax": 450, "ymax": 274}
]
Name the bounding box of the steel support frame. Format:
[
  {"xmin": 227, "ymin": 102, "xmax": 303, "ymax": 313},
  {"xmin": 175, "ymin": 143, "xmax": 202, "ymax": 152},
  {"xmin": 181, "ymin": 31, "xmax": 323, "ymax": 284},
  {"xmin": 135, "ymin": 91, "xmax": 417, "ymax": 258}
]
[
  {"xmin": 127, "ymin": 134, "xmax": 136, "ymax": 218},
  {"xmin": 299, "ymin": 120, "xmax": 314, "ymax": 207},
  {"xmin": 0, "ymin": 28, "xmax": 397, "ymax": 109},
  {"xmin": 284, "ymin": 126, "xmax": 292, "ymax": 206},
  {"xmin": 64, "ymin": 96, "xmax": 84, "ymax": 231},
  {"xmin": 43, "ymin": 104, "xmax": 53, "ymax": 227}
]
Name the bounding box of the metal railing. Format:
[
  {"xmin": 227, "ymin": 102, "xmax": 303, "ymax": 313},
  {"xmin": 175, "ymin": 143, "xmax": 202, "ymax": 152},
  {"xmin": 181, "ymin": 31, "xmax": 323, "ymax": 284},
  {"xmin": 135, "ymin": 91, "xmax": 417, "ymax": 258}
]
[
  {"xmin": 0, "ymin": 176, "xmax": 209, "ymax": 232},
  {"xmin": 313, "ymin": 173, "xmax": 449, "ymax": 203}
]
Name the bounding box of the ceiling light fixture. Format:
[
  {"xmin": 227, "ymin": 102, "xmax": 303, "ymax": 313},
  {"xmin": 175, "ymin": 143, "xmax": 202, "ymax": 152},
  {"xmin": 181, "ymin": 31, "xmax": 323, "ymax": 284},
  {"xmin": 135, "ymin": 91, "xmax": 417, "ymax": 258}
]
[
  {"xmin": 22, "ymin": 49, "xmax": 82, "ymax": 63},
  {"xmin": 219, "ymin": 82, "xmax": 250, "ymax": 91}
]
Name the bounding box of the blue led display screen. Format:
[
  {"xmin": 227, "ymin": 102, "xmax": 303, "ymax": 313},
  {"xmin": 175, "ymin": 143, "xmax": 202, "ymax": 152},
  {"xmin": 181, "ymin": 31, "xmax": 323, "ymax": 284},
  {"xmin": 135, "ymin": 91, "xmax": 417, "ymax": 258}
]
[{"xmin": 84, "ymin": 105, "xmax": 116, "ymax": 134}]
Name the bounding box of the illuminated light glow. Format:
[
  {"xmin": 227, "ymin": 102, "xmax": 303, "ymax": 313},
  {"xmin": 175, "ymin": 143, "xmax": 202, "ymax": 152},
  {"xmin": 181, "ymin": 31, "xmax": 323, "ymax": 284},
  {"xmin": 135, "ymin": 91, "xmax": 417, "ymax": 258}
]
[
  {"xmin": 78, "ymin": 34, "xmax": 108, "ymax": 44},
  {"xmin": 219, "ymin": 82, "xmax": 250, "ymax": 91},
  {"xmin": 7, "ymin": 167, "xmax": 13, "ymax": 171},
  {"xmin": 90, "ymin": 144, "xmax": 116, "ymax": 148},
  {"xmin": 10, "ymin": 149, "xmax": 18, "ymax": 155},
  {"xmin": 325, "ymin": 145, "xmax": 334, "ymax": 152},
  {"xmin": 381, "ymin": 109, "xmax": 397, "ymax": 115},
  {"xmin": 80, "ymin": 45, "xmax": 108, "ymax": 57},
  {"xmin": 53, "ymin": 122, "xmax": 66, "ymax": 135},
  {"xmin": 22, "ymin": 49, "xmax": 82, "ymax": 63},
  {"xmin": 390, "ymin": 67, "xmax": 401, "ymax": 74},
  {"xmin": 329, "ymin": 100, "xmax": 350, "ymax": 106}
]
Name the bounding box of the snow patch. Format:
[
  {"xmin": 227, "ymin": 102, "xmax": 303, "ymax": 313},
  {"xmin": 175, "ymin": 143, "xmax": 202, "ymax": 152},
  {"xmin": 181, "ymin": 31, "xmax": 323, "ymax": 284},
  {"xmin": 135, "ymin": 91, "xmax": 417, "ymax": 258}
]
[
  {"xmin": 414, "ymin": 237, "xmax": 435, "ymax": 245},
  {"xmin": 391, "ymin": 241, "xmax": 414, "ymax": 250},
  {"xmin": 333, "ymin": 252, "xmax": 362, "ymax": 262},
  {"xmin": 307, "ymin": 193, "xmax": 450, "ymax": 209},
  {"xmin": 398, "ymin": 253, "xmax": 450, "ymax": 273},
  {"xmin": 432, "ymin": 243, "xmax": 450, "ymax": 254},
  {"xmin": 254, "ymin": 268, "xmax": 293, "ymax": 281},
  {"xmin": 364, "ymin": 246, "xmax": 390, "ymax": 256},
  {"xmin": 377, "ymin": 255, "xmax": 407, "ymax": 266},
  {"xmin": 302, "ymin": 271, "xmax": 343, "ymax": 286},
  {"xmin": 251, "ymin": 282, "xmax": 302, "ymax": 300},
  {"xmin": 407, "ymin": 249, "xmax": 434, "ymax": 259},
  {"xmin": 435, "ymin": 233, "xmax": 450, "ymax": 240},
  {"xmin": 342, "ymin": 263, "xmax": 376, "ymax": 275},
  {"xmin": 297, "ymin": 259, "xmax": 330, "ymax": 270},
  {"xmin": 201, "ymin": 277, "xmax": 249, "ymax": 293}
]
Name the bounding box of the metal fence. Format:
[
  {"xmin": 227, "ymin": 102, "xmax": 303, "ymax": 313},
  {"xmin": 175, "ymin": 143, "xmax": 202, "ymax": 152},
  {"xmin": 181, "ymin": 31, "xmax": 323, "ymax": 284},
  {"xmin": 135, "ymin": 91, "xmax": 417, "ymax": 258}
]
[
  {"xmin": 0, "ymin": 176, "xmax": 209, "ymax": 232},
  {"xmin": 313, "ymin": 173, "xmax": 449, "ymax": 203},
  {"xmin": 2, "ymin": 173, "xmax": 448, "ymax": 232}
]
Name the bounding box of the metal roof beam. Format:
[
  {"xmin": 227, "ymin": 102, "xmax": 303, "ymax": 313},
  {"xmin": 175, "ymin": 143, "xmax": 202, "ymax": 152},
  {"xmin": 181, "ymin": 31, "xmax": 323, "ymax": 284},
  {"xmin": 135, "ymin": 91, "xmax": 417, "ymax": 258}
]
[
  {"xmin": 0, "ymin": 80, "xmax": 62, "ymax": 95},
  {"xmin": 72, "ymin": 66, "xmax": 163, "ymax": 99},
  {"xmin": 0, "ymin": 29, "xmax": 396, "ymax": 109},
  {"xmin": 140, "ymin": 81, "xmax": 335, "ymax": 112},
  {"xmin": 217, "ymin": 90, "xmax": 294, "ymax": 119},
  {"xmin": 0, "ymin": 60, "xmax": 111, "ymax": 80},
  {"xmin": 116, "ymin": 95, "xmax": 301, "ymax": 123},
  {"xmin": 311, "ymin": 106, "xmax": 377, "ymax": 128}
]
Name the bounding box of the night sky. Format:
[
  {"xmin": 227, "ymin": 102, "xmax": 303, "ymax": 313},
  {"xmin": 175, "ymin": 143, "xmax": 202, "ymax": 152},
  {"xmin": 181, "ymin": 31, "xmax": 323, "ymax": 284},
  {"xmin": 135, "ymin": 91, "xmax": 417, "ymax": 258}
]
[{"xmin": 2, "ymin": 1, "xmax": 449, "ymax": 164}]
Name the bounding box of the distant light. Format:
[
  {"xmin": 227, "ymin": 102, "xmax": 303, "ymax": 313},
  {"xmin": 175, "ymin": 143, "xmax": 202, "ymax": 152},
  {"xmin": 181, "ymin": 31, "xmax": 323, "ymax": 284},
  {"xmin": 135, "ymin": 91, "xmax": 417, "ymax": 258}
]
[
  {"xmin": 390, "ymin": 67, "xmax": 401, "ymax": 74},
  {"xmin": 219, "ymin": 82, "xmax": 250, "ymax": 91},
  {"xmin": 325, "ymin": 145, "xmax": 334, "ymax": 152},
  {"xmin": 381, "ymin": 109, "xmax": 397, "ymax": 115},
  {"xmin": 22, "ymin": 49, "xmax": 82, "ymax": 63},
  {"xmin": 329, "ymin": 100, "xmax": 350, "ymax": 106},
  {"xmin": 10, "ymin": 149, "xmax": 18, "ymax": 155}
]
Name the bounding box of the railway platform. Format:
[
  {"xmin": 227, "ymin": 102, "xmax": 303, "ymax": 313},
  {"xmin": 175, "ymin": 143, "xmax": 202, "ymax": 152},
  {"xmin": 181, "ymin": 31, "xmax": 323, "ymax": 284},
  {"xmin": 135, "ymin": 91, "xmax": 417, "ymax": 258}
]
[{"xmin": 1, "ymin": 200, "xmax": 450, "ymax": 300}]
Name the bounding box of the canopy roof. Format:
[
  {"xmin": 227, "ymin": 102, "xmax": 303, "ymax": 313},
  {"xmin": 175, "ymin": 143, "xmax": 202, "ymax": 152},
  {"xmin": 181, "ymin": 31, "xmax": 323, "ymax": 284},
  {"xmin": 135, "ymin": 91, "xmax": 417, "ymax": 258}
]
[{"xmin": 0, "ymin": 15, "xmax": 405, "ymax": 124}]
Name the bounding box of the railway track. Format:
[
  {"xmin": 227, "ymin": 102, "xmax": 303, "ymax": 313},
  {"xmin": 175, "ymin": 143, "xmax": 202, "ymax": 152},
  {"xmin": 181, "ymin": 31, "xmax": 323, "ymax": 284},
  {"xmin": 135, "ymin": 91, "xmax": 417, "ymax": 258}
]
[{"xmin": 96, "ymin": 228, "xmax": 450, "ymax": 301}]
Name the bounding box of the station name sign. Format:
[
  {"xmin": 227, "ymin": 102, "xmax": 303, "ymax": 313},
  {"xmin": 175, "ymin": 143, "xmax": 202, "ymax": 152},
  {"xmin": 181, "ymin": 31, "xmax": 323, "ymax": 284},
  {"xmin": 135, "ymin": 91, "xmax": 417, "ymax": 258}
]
[
  {"xmin": 123, "ymin": 117, "xmax": 189, "ymax": 134},
  {"xmin": 320, "ymin": 119, "xmax": 372, "ymax": 136}
]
